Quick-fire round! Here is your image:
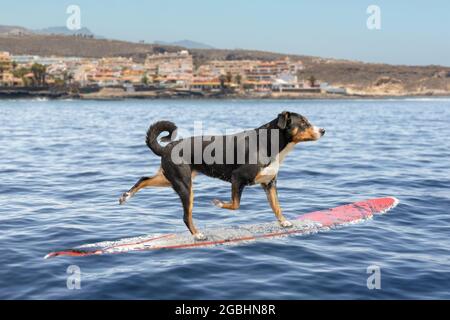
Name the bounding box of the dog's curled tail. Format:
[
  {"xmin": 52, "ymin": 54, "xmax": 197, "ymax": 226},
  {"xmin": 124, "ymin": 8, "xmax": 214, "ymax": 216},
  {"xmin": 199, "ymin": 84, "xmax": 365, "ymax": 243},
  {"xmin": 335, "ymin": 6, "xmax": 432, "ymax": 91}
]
[{"xmin": 146, "ymin": 121, "xmax": 178, "ymax": 156}]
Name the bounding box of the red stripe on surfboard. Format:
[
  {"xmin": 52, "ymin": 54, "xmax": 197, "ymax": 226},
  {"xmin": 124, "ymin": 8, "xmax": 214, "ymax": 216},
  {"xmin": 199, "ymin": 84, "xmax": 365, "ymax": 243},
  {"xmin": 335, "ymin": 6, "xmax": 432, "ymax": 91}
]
[
  {"xmin": 44, "ymin": 233, "xmax": 176, "ymax": 258},
  {"xmin": 297, "ymin": 197, "xmax": 397, "ymax": 227},
  {"xmin": 148, "ymin": 228, "xmax": 310, "ymax": 250}
]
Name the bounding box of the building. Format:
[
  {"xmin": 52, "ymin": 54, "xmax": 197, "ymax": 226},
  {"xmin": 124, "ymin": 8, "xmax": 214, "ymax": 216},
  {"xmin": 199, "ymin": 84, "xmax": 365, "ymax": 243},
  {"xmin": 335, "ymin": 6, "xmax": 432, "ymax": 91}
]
[
  {"xmin": 272, "ymin": 73, "xmax": 300, "ymax": 91},
  {"xmin": 190, "ymin": 79, "xmax": 222, "ymax": 92},
  {"xmin": 71, "ymin": 59, "xmax": 98, "ymax": 86},
  {"xmin": 245, "ymin": 58, "xmax": 303, "ymax": 82},
  {"xmin": 1, "ymin": 50, "xmax": 316, "ymax": 93},
  {"xmin": 0, "ymin": 51, "xmax": 14, "ymax": 86},
  {"xmin": 145, "ymin": 50, "xmax": 193, "ymax": 85},
  {"xmin": 85, "ymin": 57, "xmax": 144, "ymax": 87},
  {"xmin": 320, "ymin": 82, "xmax": 347, "ymax": 94},
  {"xmin": 121, "ymin": 65, "xmax": 147, "ymax": 85},
  {"xmin": 243, "ymin": 80, "xmax": 272, "ymax": 92},
  {"xmin": 196, "ymin": 60, "xmax": 258, "ymax": 79},
  {"xmin": 11, "ymin": 55, "xmax": 81, "ymax": 66}
]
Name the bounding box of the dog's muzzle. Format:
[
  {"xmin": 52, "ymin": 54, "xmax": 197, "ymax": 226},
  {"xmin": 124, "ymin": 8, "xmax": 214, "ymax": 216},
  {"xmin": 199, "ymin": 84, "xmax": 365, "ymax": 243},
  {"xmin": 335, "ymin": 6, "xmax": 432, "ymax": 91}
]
[
  {"xmin": 313, "ymin": 126, "xmax": 326, "ymax": 139},
  {"xmin": 319, "ymin": 128, "xmax": 326, "ymax": 137}
]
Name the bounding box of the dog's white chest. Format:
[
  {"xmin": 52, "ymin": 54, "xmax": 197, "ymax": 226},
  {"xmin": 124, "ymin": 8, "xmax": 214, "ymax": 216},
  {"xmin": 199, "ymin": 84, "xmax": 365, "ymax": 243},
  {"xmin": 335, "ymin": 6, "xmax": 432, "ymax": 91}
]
[{"xmin": 255, "ymin": 143, "xmax": 295, "ymax": 184}]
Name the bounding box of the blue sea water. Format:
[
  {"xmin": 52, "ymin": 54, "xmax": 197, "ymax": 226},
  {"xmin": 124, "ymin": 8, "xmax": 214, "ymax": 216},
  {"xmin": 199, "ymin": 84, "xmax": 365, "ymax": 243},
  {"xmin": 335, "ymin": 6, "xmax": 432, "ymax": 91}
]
[{"xmin": 0, "ymin": 98, "xmax": 449, "ymax": 299}]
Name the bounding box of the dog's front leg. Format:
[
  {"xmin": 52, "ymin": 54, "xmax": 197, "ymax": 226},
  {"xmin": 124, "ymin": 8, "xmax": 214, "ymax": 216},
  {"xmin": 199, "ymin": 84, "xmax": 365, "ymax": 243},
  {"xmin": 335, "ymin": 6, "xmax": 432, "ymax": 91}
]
[
  {"xmin": 213, "ymin": 179, "xmax": 245, "ymax": 210},
  {"xmin": 261, "ymin": 180, "xmax": 293, "ymax": 228}
]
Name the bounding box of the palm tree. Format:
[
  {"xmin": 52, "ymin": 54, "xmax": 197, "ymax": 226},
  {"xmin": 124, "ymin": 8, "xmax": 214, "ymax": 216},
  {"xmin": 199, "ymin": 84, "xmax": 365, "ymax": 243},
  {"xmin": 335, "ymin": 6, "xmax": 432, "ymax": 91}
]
[
  {"xmin": 235, "ymin": 74, "xmax": 242, "ymax": 86},
  {"xmin": 12, "ymin": 67, "xmax": 30, "ymax": 86},
  {"xmin": 219, "ymin": 74, "xmax": 227, "ymax": 91},
  {"xmin": 31, "ymin": 63, "xmax": 47, "ymax": 86},
  {"xmin": 67, "ymin": 73, "xmax": 74, "ymax": 85},
  {"xmin": 308, "ymin": 75, "xmax": 317, "ymax": 87},
  {"xmin": 63, "ymin": 71, "xmax": 69, "ymax": 84},
  {"xmin": 226, "ymin": 71, "xmax": 233, "ymax": 84},
  {"xmin": 141, "ymin": 74, "xmax": 149, "ymax": 85}
]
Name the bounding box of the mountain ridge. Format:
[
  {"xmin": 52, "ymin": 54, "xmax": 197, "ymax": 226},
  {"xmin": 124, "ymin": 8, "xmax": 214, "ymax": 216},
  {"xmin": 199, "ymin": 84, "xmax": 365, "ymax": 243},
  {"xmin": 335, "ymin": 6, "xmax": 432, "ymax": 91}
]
[
  {"xmin": 34, "ymin": 26, "xmax": 97, "ymax": 37},
  {"xmin": 154, "ymin": 39, "xmax": 214, "ymax": 49}
]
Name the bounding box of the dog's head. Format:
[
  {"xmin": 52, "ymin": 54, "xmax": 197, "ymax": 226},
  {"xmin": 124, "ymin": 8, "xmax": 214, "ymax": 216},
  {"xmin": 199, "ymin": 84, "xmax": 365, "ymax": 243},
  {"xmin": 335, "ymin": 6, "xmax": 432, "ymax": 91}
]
[{"xmin": 276, "ymin": 111, "xmax": 325, "ymax": 143}]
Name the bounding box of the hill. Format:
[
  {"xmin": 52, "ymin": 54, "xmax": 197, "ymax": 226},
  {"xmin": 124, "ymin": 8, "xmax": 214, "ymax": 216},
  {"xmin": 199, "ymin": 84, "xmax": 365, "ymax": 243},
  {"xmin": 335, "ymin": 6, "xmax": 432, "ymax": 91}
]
[
  {"xmin": 0, "ymin": 32, "xmax": 449, "ymax": 95},
  {"xmin": 0, "ymin": 33, "xmax": 183, "ymax": 60},
  {"xmin": 34, "ymin": 26, "xmax": 97, "ymax": 37},
  {"xmin": 155, "ymin": 39, "xmax": 214, "ymax": 49},
  {"xmin": 0, "ymin": 25, "xmax": 33, "ymax": 36}
]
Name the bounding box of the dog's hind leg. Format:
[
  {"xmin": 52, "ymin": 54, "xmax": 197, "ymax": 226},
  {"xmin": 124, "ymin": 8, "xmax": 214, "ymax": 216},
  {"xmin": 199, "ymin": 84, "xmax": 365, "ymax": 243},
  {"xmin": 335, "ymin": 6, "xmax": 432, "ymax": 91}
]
[
  {"xmin": 161, "ymin": 161, "xmax": 205, "ymax": 240},
  {"xmin": 119, "ymin": 169, "xmax": 171, "ymax": 205},
  {"xmin": 169, "ymin": 173, "xmax": 205, "ymax": 241},
  {"xmin": 261, "ymin": 180, "xmax": 292, "ymax": 228},
  {"xmin": 175, "ymin": 181, "xmax": 204, "ymax": 240}
]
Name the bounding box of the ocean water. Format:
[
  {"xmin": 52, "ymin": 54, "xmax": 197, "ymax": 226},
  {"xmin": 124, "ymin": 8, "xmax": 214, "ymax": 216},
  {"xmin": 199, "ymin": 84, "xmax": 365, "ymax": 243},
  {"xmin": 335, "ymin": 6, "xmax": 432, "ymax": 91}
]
[{"xmin": 0, "ymin": 98, "xmax": 449, "ymax": 299}]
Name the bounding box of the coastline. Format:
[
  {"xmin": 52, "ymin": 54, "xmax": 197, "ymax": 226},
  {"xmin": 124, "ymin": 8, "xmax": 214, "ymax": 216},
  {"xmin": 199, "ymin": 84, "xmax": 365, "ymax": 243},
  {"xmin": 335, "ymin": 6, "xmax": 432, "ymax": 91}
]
[{"xmin": 1, "ymin": 88, "xmax": 449, "ymax": 101}]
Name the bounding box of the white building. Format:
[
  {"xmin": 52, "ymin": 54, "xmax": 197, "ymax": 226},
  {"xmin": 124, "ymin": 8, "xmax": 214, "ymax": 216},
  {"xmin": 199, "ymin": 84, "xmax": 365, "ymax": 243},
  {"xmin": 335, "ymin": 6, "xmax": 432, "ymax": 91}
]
[
  {"xmin": 272, "ymin": 72, "xmax": 299, "ymax": 91},
  {"xmin": 145, "ymin": 50, "xmax": 193, "ymax": 83},
  {"xmin": 320, "ymin": 82, "xmax": 347, "ymax": 94}
]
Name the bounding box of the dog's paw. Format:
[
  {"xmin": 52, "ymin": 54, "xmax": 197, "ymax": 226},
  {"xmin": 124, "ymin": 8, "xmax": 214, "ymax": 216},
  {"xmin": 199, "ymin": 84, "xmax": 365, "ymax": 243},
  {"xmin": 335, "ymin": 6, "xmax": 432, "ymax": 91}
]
[
  {"xmin": 193, "ymin": 232, "xmax": 207, "ymax": 241},
  {"xmin": 212, "ymin": 199, "xmax": 224, "ymax": 208},
  {"xmin": 280, "ymin": 220, "xmax": 293, "ymax": 228},
  {"xmin": 119, "ymin": 192, "xmax": 132, "ymax": 205}
]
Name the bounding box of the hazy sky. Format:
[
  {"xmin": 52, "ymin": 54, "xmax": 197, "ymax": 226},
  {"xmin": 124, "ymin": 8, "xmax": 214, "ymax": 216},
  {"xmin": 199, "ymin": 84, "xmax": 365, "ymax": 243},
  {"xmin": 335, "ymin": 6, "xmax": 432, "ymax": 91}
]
[{"xmin": 1, "ymin": 0, "xmax": 449, "ymax": 66}]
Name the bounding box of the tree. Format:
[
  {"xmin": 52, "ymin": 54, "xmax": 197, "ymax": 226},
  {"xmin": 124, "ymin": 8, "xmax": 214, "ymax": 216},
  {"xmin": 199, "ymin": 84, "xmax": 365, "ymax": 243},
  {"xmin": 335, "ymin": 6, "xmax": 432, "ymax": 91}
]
[
  {"xmin": 63, "ymin": 71, "xmax": 74, "ymax": 85},
  {"xmin": 219, "ymin": 74, "xmax": 227, "ymax": 91},
  {"xmin": 141, "ymin": 74, "xmax": 149, "ymax": 85},
  {"xmin": 54, "ymin": 78, "xmax": 65, "ymax": 86},
  {"xmin": 308, "ymin": 75, "xmax": 317, "ymax": 87},
  {"xmin": 226, "ymin": 71, "xmax": 233, "ymax": 84},
  {"xmin": 31, "ymin": 63, "xmax": 47, "ymax": 86},
  {"xmin": 67, "ymin": 72, "xmax": 74, "ymax": 84},
  {"xmin": 0, "ymin": 61, "xmax": 9, "ymax": 76},
  {"xmin": 12, "ymin": 67, "xmax": 31, "ymax": 87},
  {"xmin": 235, "ymin": 74, "xmax": 242, "ymax": 86}
]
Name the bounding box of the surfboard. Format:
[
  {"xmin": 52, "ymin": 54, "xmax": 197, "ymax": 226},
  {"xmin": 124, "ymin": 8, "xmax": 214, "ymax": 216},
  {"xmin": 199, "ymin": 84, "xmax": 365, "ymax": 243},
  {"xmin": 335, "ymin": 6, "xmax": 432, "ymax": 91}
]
[{"xmin": 44, "ymin": 197, "xmax": 398, "ymax": 259}]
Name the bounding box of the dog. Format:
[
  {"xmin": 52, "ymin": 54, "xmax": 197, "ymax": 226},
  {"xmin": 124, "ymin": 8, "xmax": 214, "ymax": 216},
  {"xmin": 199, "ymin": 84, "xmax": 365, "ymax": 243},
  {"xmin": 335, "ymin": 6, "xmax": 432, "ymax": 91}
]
[{"xmin": 119, "ymin": 111, "xmax": 325, "ymax": 240}]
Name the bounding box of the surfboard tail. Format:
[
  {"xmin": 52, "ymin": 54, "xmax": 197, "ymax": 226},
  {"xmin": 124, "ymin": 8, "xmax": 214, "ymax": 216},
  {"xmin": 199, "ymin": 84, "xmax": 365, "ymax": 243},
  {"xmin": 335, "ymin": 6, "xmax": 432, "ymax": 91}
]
[{"xmin": 297, "ymin": 196, "xmax": 399, "ymax": 227}]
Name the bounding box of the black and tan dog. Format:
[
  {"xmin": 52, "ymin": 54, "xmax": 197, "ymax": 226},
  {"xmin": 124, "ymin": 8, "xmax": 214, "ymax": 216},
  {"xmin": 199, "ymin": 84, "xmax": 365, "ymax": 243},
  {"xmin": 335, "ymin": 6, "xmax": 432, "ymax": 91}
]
[{"xmin": 119, "ymin": 111, "xmax": 325, "ymax": 240}]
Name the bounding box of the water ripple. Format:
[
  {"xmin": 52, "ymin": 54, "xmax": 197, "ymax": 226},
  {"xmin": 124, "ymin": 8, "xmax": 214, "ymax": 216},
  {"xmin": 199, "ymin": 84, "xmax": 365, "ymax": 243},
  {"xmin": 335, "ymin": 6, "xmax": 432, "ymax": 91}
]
[{"xmin": 0, "ymin": 99, "xmax": 449, "ymax": 299}]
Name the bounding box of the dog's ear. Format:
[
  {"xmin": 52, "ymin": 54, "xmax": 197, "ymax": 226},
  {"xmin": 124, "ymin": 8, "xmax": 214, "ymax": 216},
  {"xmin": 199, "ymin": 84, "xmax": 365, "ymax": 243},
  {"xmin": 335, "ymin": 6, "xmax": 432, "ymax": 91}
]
[{"xmin": 277, "ymin": 111, "xmax": 291, "ymax": 129}]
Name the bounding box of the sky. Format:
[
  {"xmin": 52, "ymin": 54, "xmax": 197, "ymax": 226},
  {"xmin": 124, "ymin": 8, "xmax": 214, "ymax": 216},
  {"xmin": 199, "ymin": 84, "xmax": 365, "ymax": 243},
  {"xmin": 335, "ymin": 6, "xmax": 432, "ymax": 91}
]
[{"xmin": 1, "ymin": 0, "xmax": 449, "ymax": 66}]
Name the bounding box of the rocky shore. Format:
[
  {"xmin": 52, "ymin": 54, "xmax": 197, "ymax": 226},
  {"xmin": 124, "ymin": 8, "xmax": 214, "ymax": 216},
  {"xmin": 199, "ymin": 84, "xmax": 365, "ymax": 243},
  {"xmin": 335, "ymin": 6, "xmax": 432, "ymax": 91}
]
[{"xmin": 1, "ymin": 86, "xmax": 449, "ymax": 100}]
